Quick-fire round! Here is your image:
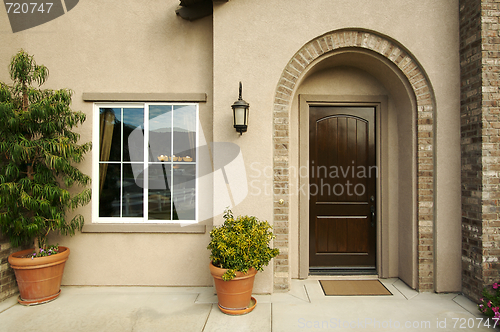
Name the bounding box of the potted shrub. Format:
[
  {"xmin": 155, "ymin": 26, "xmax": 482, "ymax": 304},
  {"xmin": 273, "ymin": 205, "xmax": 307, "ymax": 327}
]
[
  {"xmin": 0, "ymin": 50, "xmax": 91, "ymax": 305},
  {"xmin": 207, "ymin": 209, "xmax": 279, "ymax": 315}
]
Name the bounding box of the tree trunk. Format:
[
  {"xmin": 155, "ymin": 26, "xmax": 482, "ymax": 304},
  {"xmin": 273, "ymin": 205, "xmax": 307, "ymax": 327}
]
[
  {"xmin": 34, "ymin": 237, "xmax": 39, "ymax": 254},
  {"xmin": 23, "ymin": 81, "xmax": 38, "ymax": 254}
]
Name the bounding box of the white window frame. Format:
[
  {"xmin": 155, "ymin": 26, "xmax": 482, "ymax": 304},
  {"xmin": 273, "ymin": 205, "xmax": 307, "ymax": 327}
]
[{"xmin": 92, "ymin": 102, "xmax": 199, "ymax": 224}]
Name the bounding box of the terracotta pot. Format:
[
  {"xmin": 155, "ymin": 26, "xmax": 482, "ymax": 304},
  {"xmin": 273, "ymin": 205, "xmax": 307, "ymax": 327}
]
[
  {"xmin": 8, "ymin": 246, "xmax": 70, "ymax": 305},
  {"xmin": 209, "ymin": 262, "xmax": 257, "ymax": 312}
]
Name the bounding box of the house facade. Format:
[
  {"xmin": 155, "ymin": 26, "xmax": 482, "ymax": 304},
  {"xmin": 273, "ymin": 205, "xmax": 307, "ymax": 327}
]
[{"xmin": 0, "ymin": 0, "xmax": 496, "ymax": 303}]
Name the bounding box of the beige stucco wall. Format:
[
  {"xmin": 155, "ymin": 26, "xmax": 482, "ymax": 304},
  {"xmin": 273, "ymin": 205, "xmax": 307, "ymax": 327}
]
[
  {"xmin": 0, "ymin": 0, "xmax": 460, "ymax": 293},
  {"xmin": 213, "ymin": 0, "xmax": 460, "ymax": 292},
  {"xmin": 0, "ymin": 0, "xmax": 215, "ymax": 287}
]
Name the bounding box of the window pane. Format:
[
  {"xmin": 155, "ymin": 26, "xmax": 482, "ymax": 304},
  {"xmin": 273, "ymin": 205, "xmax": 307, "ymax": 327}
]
[
  {"xmin": 173, "ymin": 105, "xmax": 196, "ymax": 162},
  {"xmin": 149, "ymin": 105, "xmax": 172, "ymax": 163},
  {"xmin": 99, "ymin": 108, "xmax": 121, "ymax": 162},
  {"xmin": 122, "ymin": 163, "xmax": 144, "ymax": 217},
  {"xmin": 123, "ymin": 108, "xmax": 144, "ymax": 162},
  {"xmin": 96, "ymin": 103, "xmax": 197, "ymax": 223},
  {"xmin": 99, "ymin": 163, "xmax": 121, "ymax": 217},
  {"xmin": 172, "ymin": 164, "xmax": 196, "ymax": 220},
  {"xmin": 148, "ymin": 163, "xmax": 172, "ymax": 220}
]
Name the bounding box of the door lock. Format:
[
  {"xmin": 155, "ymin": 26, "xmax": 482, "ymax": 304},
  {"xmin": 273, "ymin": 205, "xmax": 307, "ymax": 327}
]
[{"xmin": 370, "ymin": 205, "xmax": 376, "ymax": 227}]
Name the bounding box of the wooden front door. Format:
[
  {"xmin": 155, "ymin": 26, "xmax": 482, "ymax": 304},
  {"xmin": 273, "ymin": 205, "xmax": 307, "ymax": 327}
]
[{"xmin": 309, "ymin": 106, "xmax": 377, "ymax": 272}]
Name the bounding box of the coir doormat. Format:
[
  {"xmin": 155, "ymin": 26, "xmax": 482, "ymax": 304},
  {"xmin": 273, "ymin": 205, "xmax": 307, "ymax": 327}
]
[{"xmin": 319, "ymin": 280, "xmax": 392, "ymax": 296}]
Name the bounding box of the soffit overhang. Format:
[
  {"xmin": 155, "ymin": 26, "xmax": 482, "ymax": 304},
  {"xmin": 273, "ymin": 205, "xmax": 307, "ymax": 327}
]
[{"xmin": 176, "ymin": 0, "xmax": 228, "ymax": 21}]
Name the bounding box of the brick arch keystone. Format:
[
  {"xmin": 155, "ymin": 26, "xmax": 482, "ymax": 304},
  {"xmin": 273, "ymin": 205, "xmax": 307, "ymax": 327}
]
[{"xmin": 272, "ymin": 29, "xmax": 435, "ymax": 292}]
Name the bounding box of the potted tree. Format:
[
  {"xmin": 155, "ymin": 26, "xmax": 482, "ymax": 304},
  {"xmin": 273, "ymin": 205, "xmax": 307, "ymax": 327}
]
[
  {"xmin": 207, "ymin": 209, "xmax": 279, "ymax": 315},
  {"xmin": 0, "ymin": 50, "xmax": 91, "ymax": 305}
]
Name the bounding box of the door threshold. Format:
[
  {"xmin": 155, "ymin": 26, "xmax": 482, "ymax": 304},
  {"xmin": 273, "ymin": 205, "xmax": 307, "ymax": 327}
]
[
  {"xmin": 307, "ymin": 275, "xmax": 379, "ymax": 281},
  {"xmin": 309, "ymin": 267, "xmax": 377, "ymax": 276}
]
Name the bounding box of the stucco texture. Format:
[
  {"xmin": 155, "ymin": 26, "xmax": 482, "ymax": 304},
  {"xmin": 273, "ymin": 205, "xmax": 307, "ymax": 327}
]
[
  {"xmin": 213, "ymin": 0, "xmax": 459, "ymax": 292},
  {"xmin": 0, "ymin": 0, "xmax": 215, "ymax": 288},
  {"xmin": 0, "ymin": 0, "xmax": 460, "ymax": 293}
]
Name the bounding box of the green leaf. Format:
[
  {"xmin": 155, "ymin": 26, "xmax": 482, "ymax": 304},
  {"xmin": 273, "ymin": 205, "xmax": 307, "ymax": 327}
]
[{"xmin": 207, "ymin": 209, "xmax": 279, "ymax": 281}]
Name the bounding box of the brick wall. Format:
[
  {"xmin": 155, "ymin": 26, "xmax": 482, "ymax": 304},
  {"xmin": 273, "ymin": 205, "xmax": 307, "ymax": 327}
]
[
  {"xmin": 460, "ymin": 0, "xmax": 484, "ymax": 302},
  {"xmin": 0, "ymin": 234, "xmax": 20, "ymax": 302},
  {"xmin": 460, "ymin": 0, "xmax": 500, "ymax": 302},
  {"xmin": 480, "ymin": 0, "xmax": 500, "ymax": 290}
]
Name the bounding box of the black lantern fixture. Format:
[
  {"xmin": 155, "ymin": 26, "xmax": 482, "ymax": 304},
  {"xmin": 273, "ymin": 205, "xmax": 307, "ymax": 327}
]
[{"xmin": 232, "ymin": 82, "xmax": 249, "ymax": 135}]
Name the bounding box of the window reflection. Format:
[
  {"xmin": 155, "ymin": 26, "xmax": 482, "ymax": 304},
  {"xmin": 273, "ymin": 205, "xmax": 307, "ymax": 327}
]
[
  {"xmin": 173, "ymin": 105, "xmax": 196, "ymax": 162},
  {"xmin": 122, "ymin": 163, "xmax": 143, "ymax": 217},
  {"xmin": 99, "ymin": 163, "xmax": 120, "ymax": 217},
  {"xmin": 123, "ymin": 108, "xmax": 144, "ymax": 162},
  {"xmin": 149, "ymin": 105, "xmax": 172, "ymax": 163},
  {"xmin": 99, "ymin": 108, "xmax": 121, "ymax": 162},
  {"xmin": 98, "ymin": 104, "xmax": 197, "ymax": 222},
  {"xmin": 148, "ymin": 163, "xmax": 172, "ymax": 220},
  {"xmin": 172, "ymin": 164, "xmax": 195, "ymax": 220}
]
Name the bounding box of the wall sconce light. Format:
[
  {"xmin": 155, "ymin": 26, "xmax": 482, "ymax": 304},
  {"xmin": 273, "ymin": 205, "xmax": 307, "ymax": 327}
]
[{"xmin": 232, "ymin": 82, "xmax": 249, "ymax": 135}]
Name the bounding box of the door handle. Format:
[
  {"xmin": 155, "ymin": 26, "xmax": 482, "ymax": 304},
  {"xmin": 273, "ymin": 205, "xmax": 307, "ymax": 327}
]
[{"xmin": 370, "ymin": 205, "xmax": 376, "ymax": 227}]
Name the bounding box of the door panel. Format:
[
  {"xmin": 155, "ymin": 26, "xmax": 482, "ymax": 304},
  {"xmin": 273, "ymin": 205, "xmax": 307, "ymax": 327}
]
[{"xmin": 309, "ymin": 107, "xmax": 376, "ymax": 270}]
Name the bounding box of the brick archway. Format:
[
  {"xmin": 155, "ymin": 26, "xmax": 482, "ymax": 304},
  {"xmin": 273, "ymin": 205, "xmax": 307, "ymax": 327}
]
[{"xmin": 272, "ymin": 29, "xmax": 435, "ymax": 291}]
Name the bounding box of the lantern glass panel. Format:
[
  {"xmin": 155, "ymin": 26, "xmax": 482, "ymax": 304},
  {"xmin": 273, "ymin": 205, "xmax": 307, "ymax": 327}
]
[{"xmin": 234, "ymin": 106, "xmax": 247, "ymax": 126}]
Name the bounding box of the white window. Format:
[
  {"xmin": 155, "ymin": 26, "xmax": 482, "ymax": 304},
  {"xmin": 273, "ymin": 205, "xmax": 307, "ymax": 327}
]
[{"xmin": 93, "ymin": 103, "xmax": 198, "ymax": 223}]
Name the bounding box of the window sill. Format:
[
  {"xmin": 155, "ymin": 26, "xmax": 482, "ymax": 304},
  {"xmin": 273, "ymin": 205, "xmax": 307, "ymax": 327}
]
[{"xmin": 82, "ymin": 223, "xmax": 206, "ymax": 234}]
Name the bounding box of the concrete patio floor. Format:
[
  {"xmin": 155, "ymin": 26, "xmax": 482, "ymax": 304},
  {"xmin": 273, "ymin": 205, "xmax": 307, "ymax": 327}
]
[{"xmin": 0, "ymin": 278, "xmax": 491, "ymax": 332}]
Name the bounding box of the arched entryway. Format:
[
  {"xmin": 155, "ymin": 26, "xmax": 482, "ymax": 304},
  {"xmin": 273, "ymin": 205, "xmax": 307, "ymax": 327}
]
[{"xmin": 272, "ymin": 29, "xmax": 435, "ymax": 292}]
